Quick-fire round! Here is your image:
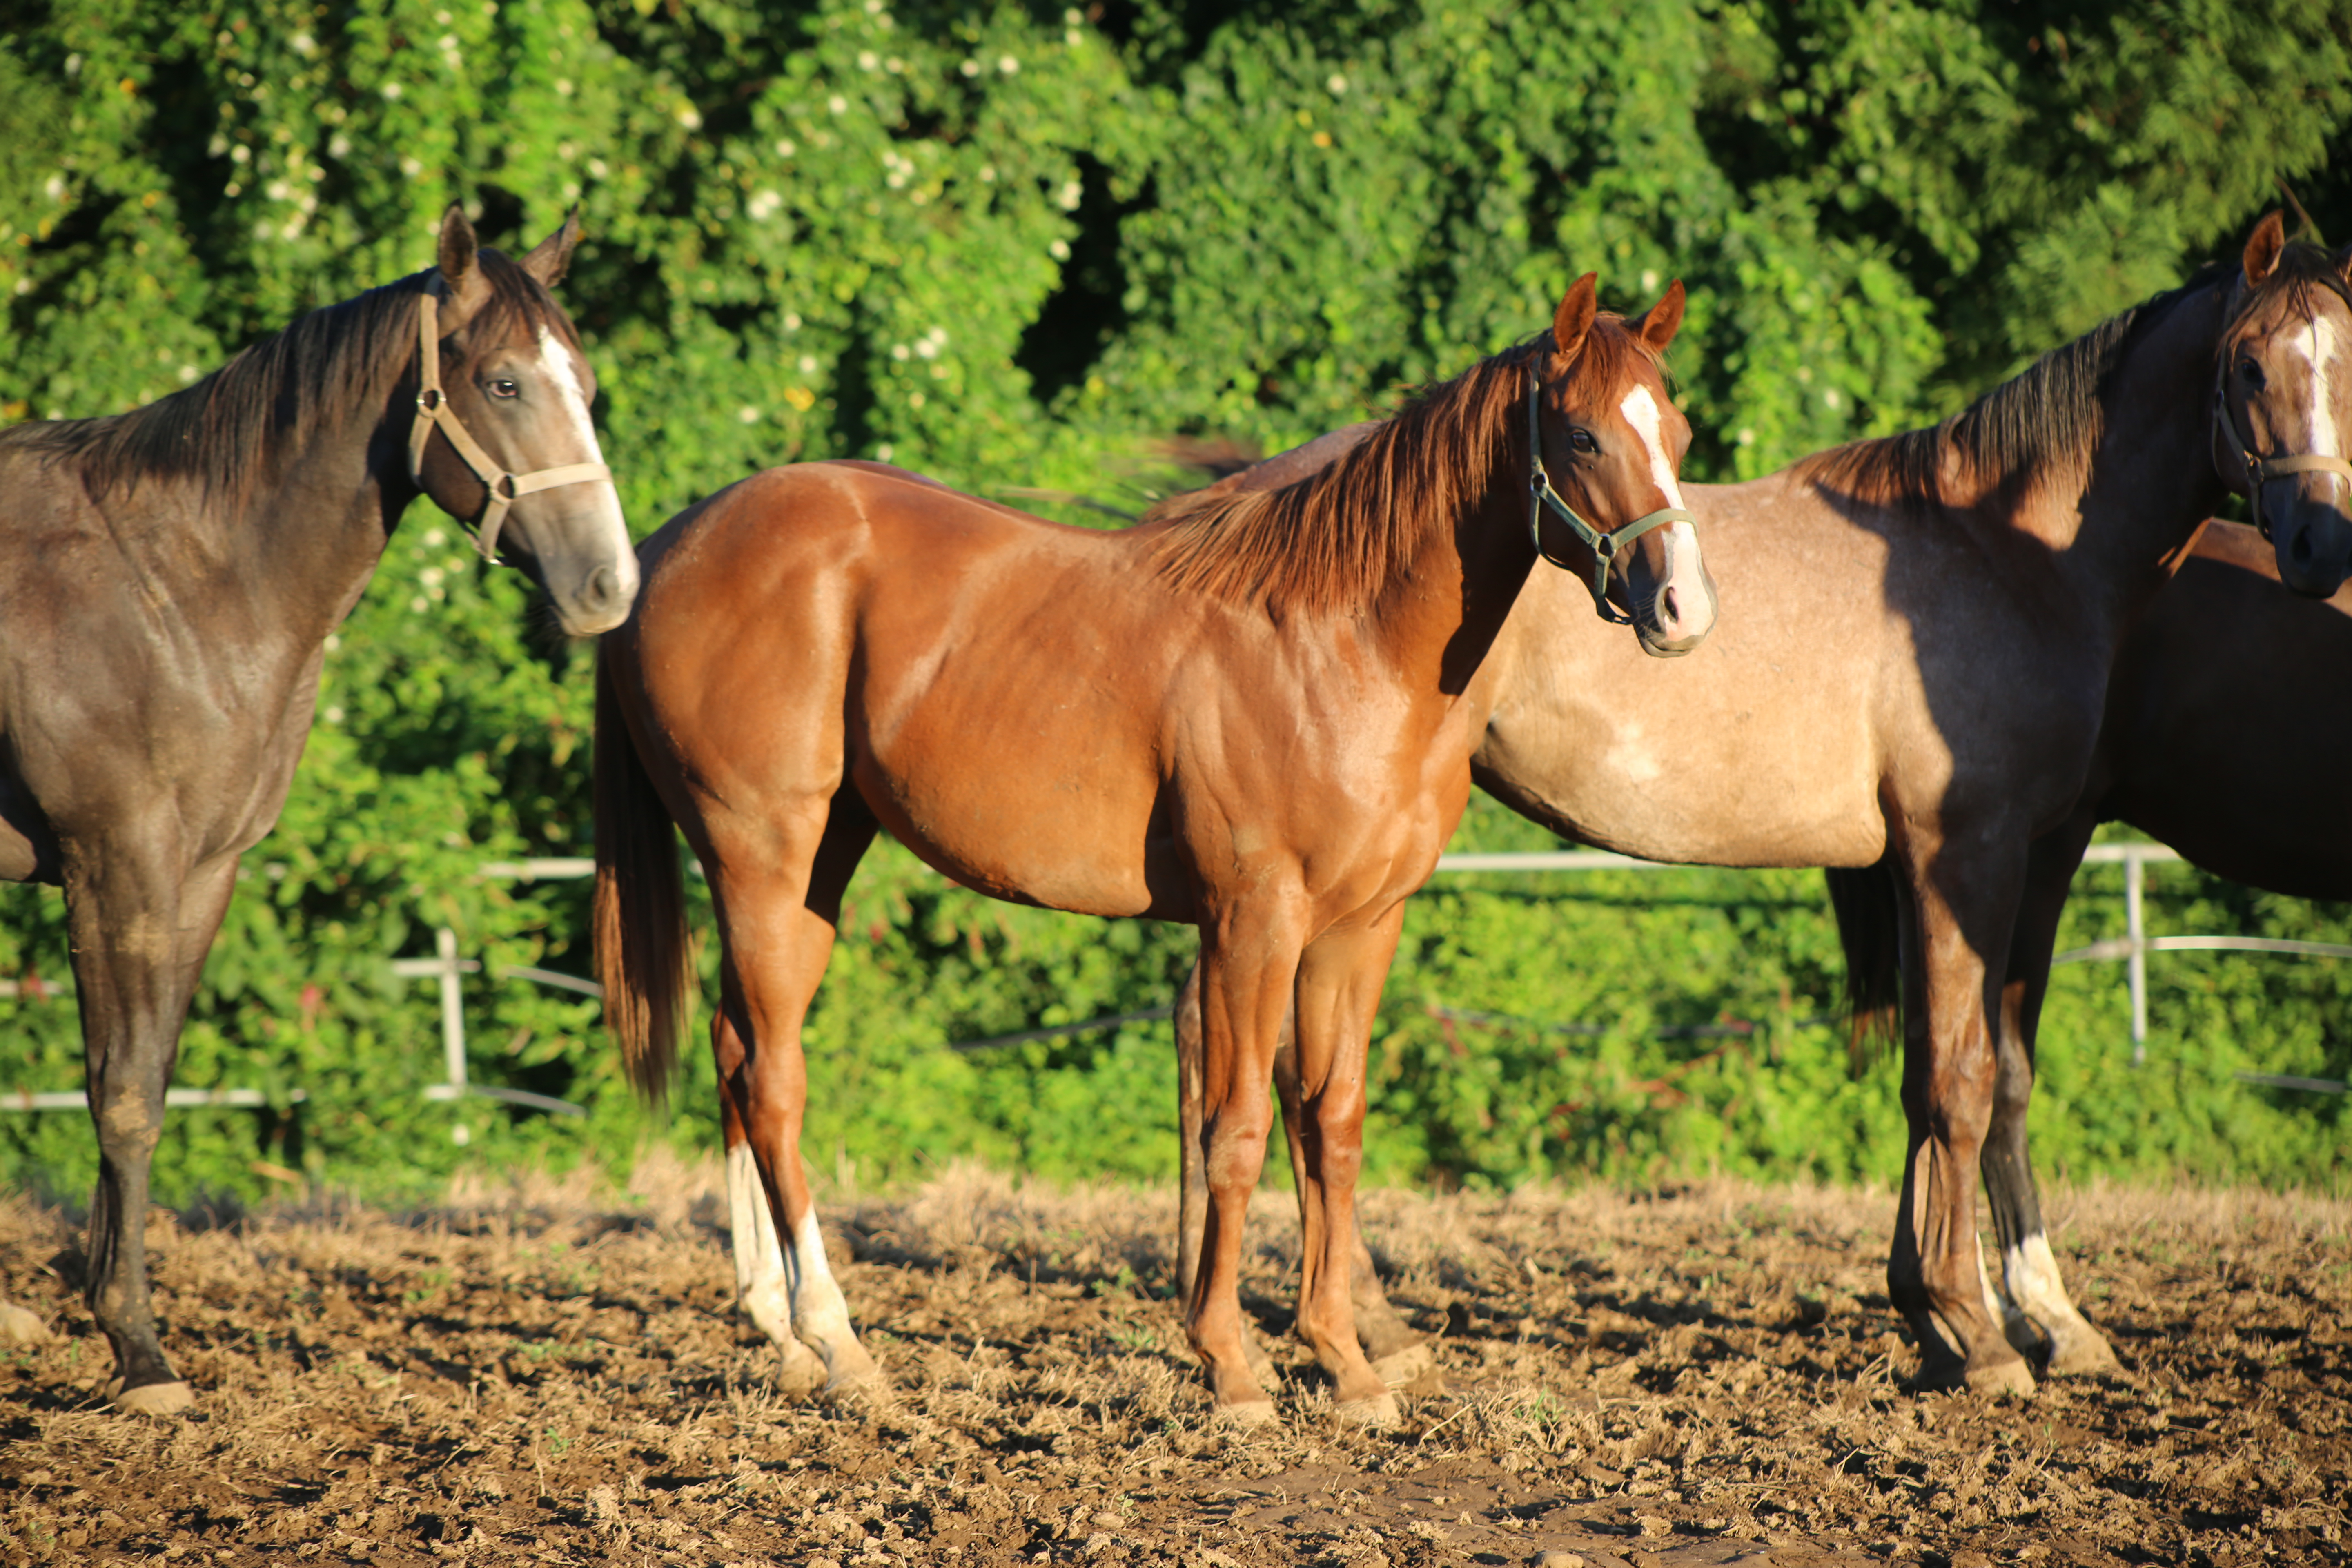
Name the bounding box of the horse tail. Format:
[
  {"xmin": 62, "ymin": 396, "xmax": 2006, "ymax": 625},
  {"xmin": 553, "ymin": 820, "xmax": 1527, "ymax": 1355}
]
[
  {"xmin": 594, "ymin": 648, "xmax": 691, "ymax": 1102},
  {"xmin": 1824, "ymin": 861, "xmax": 1902, "ymax": 1075}
]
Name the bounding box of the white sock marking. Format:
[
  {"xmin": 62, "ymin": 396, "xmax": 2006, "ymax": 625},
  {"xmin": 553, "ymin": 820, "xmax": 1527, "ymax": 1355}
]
[{"xmin": 725, "ymin": 1144, "xmax": 795, "ymax": 1345}]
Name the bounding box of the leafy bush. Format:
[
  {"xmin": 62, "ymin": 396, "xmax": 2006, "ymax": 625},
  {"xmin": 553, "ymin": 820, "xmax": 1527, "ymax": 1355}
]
[{"xmin": 2, "ymin": 0, "xmax": 2348, "ymax": 1205}]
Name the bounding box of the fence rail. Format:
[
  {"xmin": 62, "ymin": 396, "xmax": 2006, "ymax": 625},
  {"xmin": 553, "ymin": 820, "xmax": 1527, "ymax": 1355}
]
[{"xmin": 8, "ymin": 841, "xmax": 2347, "ymax": 1116}]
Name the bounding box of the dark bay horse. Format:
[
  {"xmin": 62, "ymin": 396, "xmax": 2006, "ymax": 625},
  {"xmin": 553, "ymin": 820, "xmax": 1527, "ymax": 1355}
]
[
  {"xmin": 0, "ymin": 206, "xmax": 636, "ymax": 1413},
  {"xmin": 595, "ymin": 276, "xmax": 1711, "ymax": 1425},
  {"xmin": 1172, "ymin": 217, "xmax": 2352, "ymax": 1396}
]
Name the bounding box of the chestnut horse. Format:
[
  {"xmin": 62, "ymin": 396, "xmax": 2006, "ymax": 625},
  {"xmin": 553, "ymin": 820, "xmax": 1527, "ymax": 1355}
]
[
  {"xmin": 1171, "ymin": 216, "xmax": 2352, "ymax": 1395},
  {"xmin": 0, "ymin": 206, "xmax": 636, "ymax": 1412},
  {"xmin": 594, "ymin": 275, "xmax": 1711, "ymax": 1424}
]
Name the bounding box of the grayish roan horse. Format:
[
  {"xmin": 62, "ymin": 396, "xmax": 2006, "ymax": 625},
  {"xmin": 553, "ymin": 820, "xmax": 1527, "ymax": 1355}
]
[
  {"xmin": 1169, "ymin": 216, "xmax": 2352, "ymax": 1397},
  {"xmin": 0, "ymin": 205, "xmax": 637, "ymax": 1412}
]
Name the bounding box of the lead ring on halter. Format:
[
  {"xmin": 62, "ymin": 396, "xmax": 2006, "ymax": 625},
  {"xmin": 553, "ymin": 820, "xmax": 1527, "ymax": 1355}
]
[
  {"xmin": 407, "ymin": 275, "xmax": 613, "ymax": 563},
  {"xmin": 1525, "ymin": 371, "xmax": 1694, "ymax": 624}
]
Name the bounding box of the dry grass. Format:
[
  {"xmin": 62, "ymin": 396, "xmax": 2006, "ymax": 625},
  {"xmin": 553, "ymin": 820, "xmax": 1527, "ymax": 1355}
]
[{"xmin": 2, "ymin": 1163, "xmax": 2347, "ymax": 1566}]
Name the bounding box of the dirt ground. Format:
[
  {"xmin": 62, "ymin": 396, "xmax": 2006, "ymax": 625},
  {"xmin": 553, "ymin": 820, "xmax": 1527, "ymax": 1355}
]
[{"xmin": 2, "ymin": 1159, "xmax": 2346, "ymax": 1568}]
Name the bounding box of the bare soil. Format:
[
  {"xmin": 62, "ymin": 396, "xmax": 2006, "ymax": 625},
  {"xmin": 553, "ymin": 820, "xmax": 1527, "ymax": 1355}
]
[{"xmin": 2, "ymin": 1159, "xmax": 2346, "ymax": 1567}]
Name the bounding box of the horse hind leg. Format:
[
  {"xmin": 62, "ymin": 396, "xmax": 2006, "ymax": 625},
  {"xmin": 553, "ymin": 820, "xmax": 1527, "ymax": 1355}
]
[
  {"xmin": 714, "ymin": 1011, "xmax": 825, "ymax": 1396},
  {"xmin": 715, "ymin": 793, "xmax": 882, "ymax": 1399}
]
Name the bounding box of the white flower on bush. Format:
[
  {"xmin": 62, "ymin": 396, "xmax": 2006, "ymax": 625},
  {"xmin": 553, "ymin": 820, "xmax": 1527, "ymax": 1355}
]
[
  {"xmin": 747, "ymin": 189, "xmax": 782, "ymax": 220},
  {"xmin": 998, "ymin": 54, "xmax": 1018, "ymax": 74},
  {"xmin": 1056, "ymin": 179, "xmax": 1082, "ymax": 211}
]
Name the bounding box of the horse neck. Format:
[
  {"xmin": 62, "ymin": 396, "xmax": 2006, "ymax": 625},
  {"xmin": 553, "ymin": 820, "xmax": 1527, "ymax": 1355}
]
[
  {"xmin": 2024, "ymin": 283, "xmax": 2232, "ymax": 636},
  {"xmin": 1367, "ymin": 470, "xmax": 1535, "ymax": 699},
  {"xmin": 218, "ymin": 391, "xmax": 416, "ymax": 647}
]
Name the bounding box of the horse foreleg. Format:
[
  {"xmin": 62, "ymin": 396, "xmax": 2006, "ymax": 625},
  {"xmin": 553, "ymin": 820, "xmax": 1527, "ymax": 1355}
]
[
  {"xmin": 1273, "ymin": 1020, "xmax": 1432, "ymax": 1388},
  {"xmin": 1187, "ymin": 908, "xmax": 1302, "ymax": 1422},
  {"xmin": 65, "ymin": 842, "xmax": 237, "ymax": 1415},
  {"xmin": 712, "ymin": 1009, "xmax": 826, "ymax": 1395},
  {"xmin": 1986, "ymin": 818, "xmax": 2124, "ymax": 1378},
  {"xmin": 1174, "ymin": 961, "xmax": 1277, "ymax": 1378},
  {"xmin": 1890, "ymin": 848, "xmax": 2037, "ymax": 1396},
  {"xmin": 1286, "ymin": 905, "xmax": 1408, "ymax": 1424}
]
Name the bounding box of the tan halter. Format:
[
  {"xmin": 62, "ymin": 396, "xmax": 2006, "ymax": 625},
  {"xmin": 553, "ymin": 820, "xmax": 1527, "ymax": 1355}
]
[{"xmin": 407, "ymin": 277, "xmax": 612, "ymax": 562}]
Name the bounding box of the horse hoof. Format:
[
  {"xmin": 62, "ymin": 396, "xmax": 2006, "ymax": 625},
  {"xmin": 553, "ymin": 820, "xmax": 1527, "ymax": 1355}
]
[
  {"xmin": 0, "ymin": 1303, "xmax": 52, "ymax": 1346},
  {"xmin": 1964, "ymin": 1357, "xmax": 2037, "ymax": 1398},
  {"xmin": 2044, "ymin": 1332, "xmax": 2125, "ymax": 1380},
  {"xmin": 1212, "ymin": 1397, "xmax": 1279, "ymax": 1429},
  {"xmin": 1370, "ymin": 1342, "xmax": 1436, "ymax": 1388},
  {"xmin": 775, "ymin": 1342, "xmax": 828, "ymax": 1399},
  {"xmin": 116, "ymin": 1380, "xmax": 195, "ymax": 1416},
  {"xmin": 1335, "ymin": 1392, "xmax": 1401, "ymax": 1428}
]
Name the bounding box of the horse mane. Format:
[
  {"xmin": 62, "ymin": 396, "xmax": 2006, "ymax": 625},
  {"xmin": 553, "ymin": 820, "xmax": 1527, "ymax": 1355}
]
[
  {"xmin": 1143, "ymin": 315, "xmax": 1663, "ymax": 615},
  {"xmin": 1803, "ymin": 261, "xmax": 2237, "ymax": 505},
  {"xmin": 3, "ymin": 248, "xmax": 573, "ymax": 507}
]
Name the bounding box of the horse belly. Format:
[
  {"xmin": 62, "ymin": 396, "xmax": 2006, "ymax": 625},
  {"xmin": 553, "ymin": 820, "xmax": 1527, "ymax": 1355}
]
[{"xmin": 851, "ymin": 741, "xmax": 1164, "ymax": 920}]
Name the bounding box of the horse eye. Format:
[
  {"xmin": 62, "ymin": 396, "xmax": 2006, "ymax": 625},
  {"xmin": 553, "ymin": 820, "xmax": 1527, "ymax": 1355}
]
[
  {"xmin": 2238, "ymin": 358, "xmax": 2266, "ymax": 390},
  {"xmin": 1568, "ymin": 428, "xmax": 1599, "ymax": 456},
  {"xmin": 490, "ymin": 378, "xmax": 521, "ymax": 399}
]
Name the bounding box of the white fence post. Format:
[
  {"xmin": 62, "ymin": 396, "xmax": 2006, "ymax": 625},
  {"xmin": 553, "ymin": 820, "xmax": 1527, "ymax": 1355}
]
[{"xmin": 2126, "ymin": 850, "xmax": 2147, "ymax": 1066}]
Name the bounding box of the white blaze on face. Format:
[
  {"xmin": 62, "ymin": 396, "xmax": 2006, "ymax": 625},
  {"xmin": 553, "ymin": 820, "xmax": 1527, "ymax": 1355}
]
[
  {"xmin": 2291, "ymin": 314, "xmax": 2346, "ymax": 477},
  {"xmin": 1617, "ymin": 384, "xmax": 1688, "ymax": 510},
  {"xmin": 535, "ymin": 325, "xmax": 637, "ymax": 583},
  {"xmin": 1616, "ymin": 383, "xmax": 1712, "ymax": 638}
]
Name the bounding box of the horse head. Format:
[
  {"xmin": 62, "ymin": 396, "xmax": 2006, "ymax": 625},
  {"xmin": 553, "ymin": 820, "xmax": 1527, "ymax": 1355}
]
[
  {"xmin": 2216, "ymin": 210, "xmax": 2352, "ymax": 599},
  {"xmin": 410, "ymin": 204, "xmax": 638, "ymax": 635},
  {"xmin": 1529, "ymin": 274, "xmax": 1717, "ymax": 656}
]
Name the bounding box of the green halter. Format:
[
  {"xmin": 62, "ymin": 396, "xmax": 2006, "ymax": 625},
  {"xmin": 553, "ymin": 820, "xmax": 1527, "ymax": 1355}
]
[{"xmin": 1526, "ymin": 371, "xmax": 1695, "ymax": 624}]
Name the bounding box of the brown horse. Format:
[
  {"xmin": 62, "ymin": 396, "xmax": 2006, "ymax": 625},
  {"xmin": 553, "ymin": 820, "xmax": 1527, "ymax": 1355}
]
[
  {"xmin": 593, "ymin": 275, "xmax": 1710, "ymax": 1424},
  {"xmin": 0, "ymin": 206, "xmax": 635, "ymax": 1412},
  {"xmin": 1172, "ymin": 216, "xmax": 2352, "ymax": 1395}
]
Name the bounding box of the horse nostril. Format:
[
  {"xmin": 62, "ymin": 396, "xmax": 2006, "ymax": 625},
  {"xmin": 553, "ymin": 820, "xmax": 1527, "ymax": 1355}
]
[
  {"xmin": 1658, "ymin": 585, "xmax": 1681, "ymax": 627},
  {"xmin": 586, "ymin": 565, "xmax": 619, "ymax": 608}
]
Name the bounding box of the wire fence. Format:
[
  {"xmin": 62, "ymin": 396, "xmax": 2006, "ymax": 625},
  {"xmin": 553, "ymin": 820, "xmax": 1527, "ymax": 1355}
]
[{"xmin": 7, "ymin": 842, "xmax": 2345, "ymax": 1118}]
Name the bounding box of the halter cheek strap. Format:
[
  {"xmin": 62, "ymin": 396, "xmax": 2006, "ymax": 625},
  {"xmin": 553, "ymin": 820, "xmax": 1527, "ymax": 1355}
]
[
  {"xmin": 407, "ymin": 278, "xmax": 614, "ymax": 563},
  {"xmin": 1526, "ymin": 372, "xmax": 1695, "ymax": 624}
]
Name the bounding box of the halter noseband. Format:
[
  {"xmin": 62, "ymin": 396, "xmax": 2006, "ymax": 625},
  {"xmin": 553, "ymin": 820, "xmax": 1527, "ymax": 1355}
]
[
  {"xmin": 1526, "ymin": 371, "xmax": 1694, "ymax": 624},
  {"xmin": 407, "ymin": 276, "xmax": 613, "ymax": 563},
  {"xmin": 2212, "ymin": 278, "xmax": 2352, "ymax": 542}
]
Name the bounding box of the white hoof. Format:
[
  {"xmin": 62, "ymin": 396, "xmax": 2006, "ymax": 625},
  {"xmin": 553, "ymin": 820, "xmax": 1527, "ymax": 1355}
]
[
  {"xmin": 0, "ymin": 1303, "xmax": 53, "ymax": 1346},
  {"xmin": 1335, "ymin": 1391, "xmax": 1402, "ymax": 1428},
  {"xmin": 1370, "ymin": 1341, "xmax": 1436, "ymax": 1388},
  {"xmin": 116, "ymin": 1380, "xmax": 196, "ymax": 1416},
  {"xmin": 1212, "ymin": 1396, "xmax": 1280, "ymax": 1429}
]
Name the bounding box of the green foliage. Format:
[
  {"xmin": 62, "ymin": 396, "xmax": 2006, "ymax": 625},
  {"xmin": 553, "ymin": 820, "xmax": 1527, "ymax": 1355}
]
[{"xmin": 2, "ymin": 0, "xmax": 2350, "ymax": 1207}]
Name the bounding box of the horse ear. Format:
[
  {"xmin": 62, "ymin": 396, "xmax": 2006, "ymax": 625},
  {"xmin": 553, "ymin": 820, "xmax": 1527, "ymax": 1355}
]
[
  {"xmin": 520, "ymin": 207, "xmax": 584, "ymax": 289},
  {"xmin": 434, "ymin": 202, "xmax": 492, "ymax": 326},
  {"xmin": 2243, "ymin": 210, "xmax": 2287, "ymax": 286},
  {"xmin": 1552, "ymin": 273, "xmax": 1599, "ymax": 361},
  {"xmin": 1633, "ymin": 279, "xmax": 1686, "ymax": 353}
]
